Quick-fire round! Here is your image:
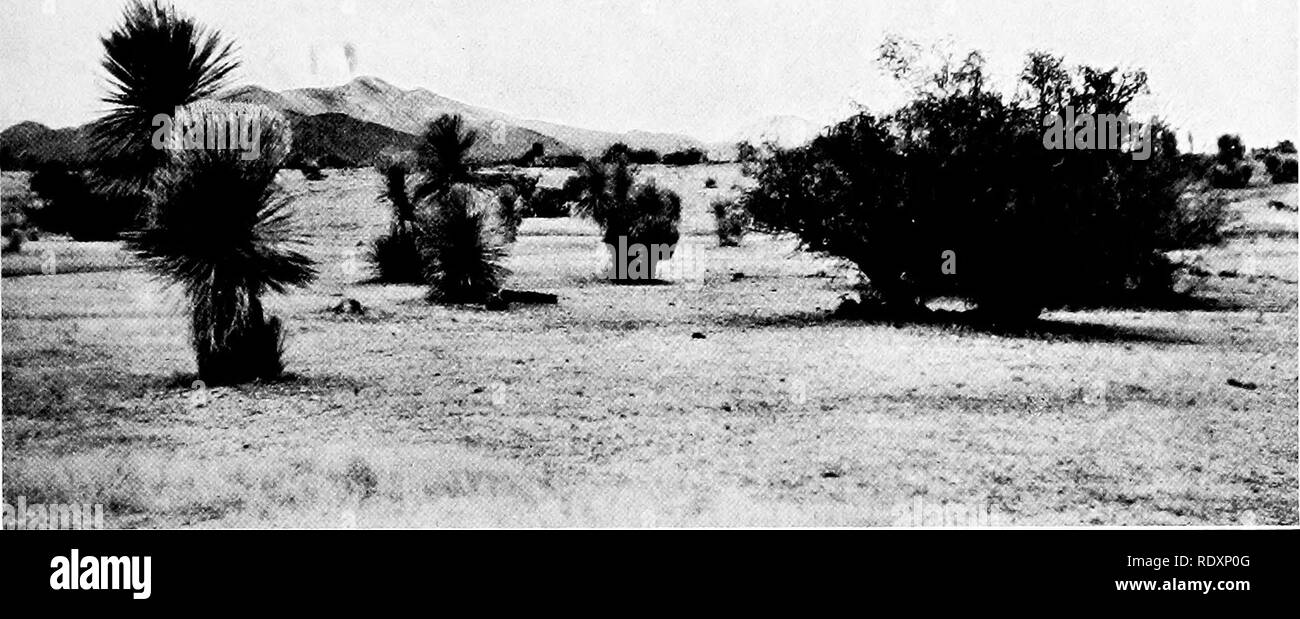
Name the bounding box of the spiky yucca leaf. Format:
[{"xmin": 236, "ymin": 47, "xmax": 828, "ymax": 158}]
[
  {"xmin": 413, "ymin": 114, "xmax": 479, "ymax": 202},
  {"xmin": 91, "ymin": 0, "xmax": 238, "ymax": 195},
  {"xmin": 368, "ymin": 155, "xmax": 423, "ymax": 283},
  {"xmin": 572, "ymin": 157, "xmax": 635, "ymax": 245},
  {"xmin": 416, "ymin": 186, "xmax": 507, "ymax": 304}
]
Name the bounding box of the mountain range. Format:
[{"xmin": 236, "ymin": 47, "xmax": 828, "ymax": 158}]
[{"xmin": 2, "ymin": 76, "xmax": 745, "ymax": 169}]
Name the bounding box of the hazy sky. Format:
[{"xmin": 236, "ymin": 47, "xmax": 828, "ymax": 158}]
[{"xmin": 2, "ymin": 0, "xmax": 1296, "ymax": 148}]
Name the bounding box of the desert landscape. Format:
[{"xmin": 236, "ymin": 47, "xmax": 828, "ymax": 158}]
[
  {"xmin": 2, "ymin": 157, "xmax": 1296, "ymax": 527},
  {"xmin": 1, "ymin": 1, "xmax": 1296, "ymax": 529}
]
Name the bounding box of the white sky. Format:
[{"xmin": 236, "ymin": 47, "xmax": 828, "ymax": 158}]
[{"xmin": 1, "ymin": 0, "xmax": 1296, "ymax": 149}]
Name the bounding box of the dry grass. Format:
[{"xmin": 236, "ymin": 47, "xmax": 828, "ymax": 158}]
[{"xmin": 2, "ymin": 165, "xmax": 1296, "ymax": 527}]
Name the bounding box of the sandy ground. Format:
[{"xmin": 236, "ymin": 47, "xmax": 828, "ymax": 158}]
[{"xmin": 2, "ymin": 164, "xmax": 1296, "ymax": 527}]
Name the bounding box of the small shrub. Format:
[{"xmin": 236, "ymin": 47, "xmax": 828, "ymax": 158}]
[
  {"xmin": 1269, "ymin": 158, "xmax": 1298, "ymax": 184},
  {"xmin": 369, "ymin": 227, "xmax": 423, "ymax": 284},
  {"xmin": 662, "ymin": 148, "xmax": 707, "ymax": 166},
  {"xmin": 712, "ymin": 197, "xmax": 749, "ymax": 246},
  {"xmin": 524, "ymin": 187, "xmax": 573, "ymax": 218},
  {"xmin": 302, "ymin": 161, "xmax": 326, "ymax": 181},
  {"xmin": 601, "ymin": 143, "xmax": 660, "ymax": 165},
  {"xmin": 3, "ymin": 229, "xmax": 25, "ymax": 253},
  {"xmin": 1276, "ymin": 140, "xmax": 1297, "ymax": 154},
  {"xmin": 1208, "ymin": 162, "xmax": 1253, "ymax": 189},
  {"xmin": 415, "ymin": 185, "xmax": 508, "ymax": 304},
  {"xmin": 704, "ymin": 177, "xmax": 718, "ymax": 189},
  {"xmin": 495, "ymin": 185, "xmax": 523, "ymax": 242},
  {"xmin": 1216, "ymin": 134, "xmax": 1245, "ymax": 165},
  {"xmin": 29, "ymin": 163, "xmax": 138, "ymax": 240}
]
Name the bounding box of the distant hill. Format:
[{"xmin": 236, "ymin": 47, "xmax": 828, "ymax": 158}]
[
  {"xmin": 733, "ymin": 115, "xmax": 822, "ymax": 150},
  {"xmin": 1, "ymin": 75, "xmax": 719, "ymax": 169},
  {"xmin": 0, "ymin": 121, "xmax": 90, "ymax": 168},
  {"xmin": 220, "ymin": 76, "xmax": 708, "ymax": 159},
  {"xmin": 283, "ymin": 112, "xmax": 419, "ymax": 167},
  {"xmin": 222, "ymin": 77, "xmax": 576, "ymax": 162}
]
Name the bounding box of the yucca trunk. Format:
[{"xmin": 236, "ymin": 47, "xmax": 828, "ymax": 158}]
[{"xmin": 191, "ymin": 279, "xmax": 284, "ymax": 384}]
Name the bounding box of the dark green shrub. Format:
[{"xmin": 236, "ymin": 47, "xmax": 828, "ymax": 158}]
[
  {"xmin": 524, "ymin": 187, "xmax": 573, "ymax": 217},
  {"xmin": 601, "ymin": 143, "xmax": 660, "ymax": 165},
  {"xmin": 1270, "ymin": 158, "xmax": 1298, "ymax": 183},
  {"xmin": 744, "ymin": 42, "xmax": 1217, "ymax": 320},
  {"xmin": 1209, "ymin": 162, "xmax": 1253, "ymax": 189},
  {"xmin": 29, "ymin": 163, "xmax": 138, "ymax": 240},
  {"xmin": 1216, "ymin": 134, "xmax": 1245, "ymax": 165},
  {"xmin": 662, "ymin": 148, "xmax": 707, "ymax": 166}
]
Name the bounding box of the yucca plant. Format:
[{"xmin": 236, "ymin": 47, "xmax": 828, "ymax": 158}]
[
  {"xmin": 413, "ymin": 114, "xmax": 479, "ymax": 202},
  {"xmin": 572, "ymin": 157, "xmax": 681, "ymax": 280},
  {"xmin": 572, "ymin": 157, "xmax": 636, "ymax": 246},
  {"xmin": 369, "ymin": 156, "xmax": 423, "ymax": 283},
  {"xmin": 91, "ymin": 0, "xmax": 238, "ymax": 198},
  {"xmin": 127, "ymin": 108, "xmax": 316, "ymax": 385},
  {"xmin": 416, "ymin": 186, "xmax": 507, "ymax": 304}
]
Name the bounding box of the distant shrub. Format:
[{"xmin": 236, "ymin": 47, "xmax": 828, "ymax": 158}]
[
  {"xmin": 1162, "ymin": 191, "xmax": 1231, "ymax": 248},
  {"xmin": 301, "ymin": 161, "xmax": 326, "ymax": 181},
  {"xmin": 3, "ymin": 228, "xmax": 25, "ymax": 253},
  {"xmin": 712, "ymin": 197, "xmax": 749, "ymax": 246},
  {"xmin": 524, "ymin": 186, "xmax": 573, "ymax": 218},
  {"xmin": 316, "ymin": 153, "xmax": 358, "ymax": 169},
  {"xmin": 601, "ymin": 143, "xmax": 660, "ymax": 165},
  {"xmin": 495, "ymin": 185, "xmax": 523, "ymax": 242},
  {"xmin": 662, "ymin": 148, "xmax": 707, "ymax": 166},
  {"xmin": 1208, "ymin": 162, "xmax": 1253, "ymax": 189},
  {"xmin": 1270, "ymin": 158, "xmax": 1298, "ymax": 184},
  {"xmin": 704, "ymin": 177, "xmax": 718, "ymax": 188},
  {"xmin": 515, "ymin": 142, "xmax": 545, "ymax": 166},
  {"xmin": 1216, "ymin": 134, "xmax": 1245, "ymax": 165},
  {"xmin": 1276, "ymin": 140, "xmax": 1297, "ymax": 154},
  {"xmin": 29, "ymin": 163, "xmax": 138, "ymax": 240},
  {"xmin": 540, "ymin": 154, "xmax": 585, "ymax": 168},
  {"xmin": 415, "ymin": 185, "xmax": 507, "ymax": 304}
]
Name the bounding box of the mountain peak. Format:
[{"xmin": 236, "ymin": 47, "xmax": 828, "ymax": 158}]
[{"xmin": 346, "ymin": 75, "xmax": 399, "ymax": 93}]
